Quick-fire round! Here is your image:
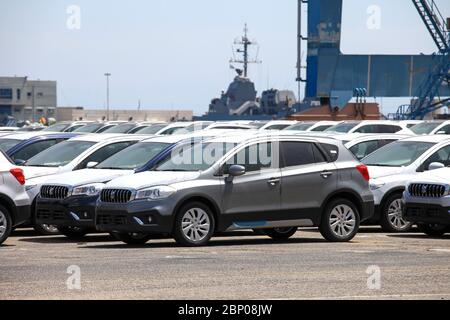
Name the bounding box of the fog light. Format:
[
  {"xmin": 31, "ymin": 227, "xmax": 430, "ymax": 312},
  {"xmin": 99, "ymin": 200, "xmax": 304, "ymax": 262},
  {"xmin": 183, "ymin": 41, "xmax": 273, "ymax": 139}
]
[{"xmin": 148, "ymin": 216, "xmax": 153, "ymax": 224}]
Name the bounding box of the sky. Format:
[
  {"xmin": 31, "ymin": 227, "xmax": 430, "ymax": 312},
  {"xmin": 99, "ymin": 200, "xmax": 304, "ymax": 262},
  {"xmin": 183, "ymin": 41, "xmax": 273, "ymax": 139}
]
[{"xmin": 1, "ymin": 0, "xmax": 449, "ymax": 115}]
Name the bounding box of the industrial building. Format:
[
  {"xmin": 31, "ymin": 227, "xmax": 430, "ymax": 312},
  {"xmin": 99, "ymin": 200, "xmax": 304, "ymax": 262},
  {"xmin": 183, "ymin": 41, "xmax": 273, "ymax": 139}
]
[{"xmin": 0, "ymin": 76, "xmax": 57, "ymax": 123}]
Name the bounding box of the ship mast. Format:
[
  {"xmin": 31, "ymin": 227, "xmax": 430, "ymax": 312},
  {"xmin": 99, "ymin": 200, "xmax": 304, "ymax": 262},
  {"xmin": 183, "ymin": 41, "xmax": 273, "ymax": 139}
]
[{"xmin": 230, "ymin": 24, "xmax": 261, "ymax": 78}]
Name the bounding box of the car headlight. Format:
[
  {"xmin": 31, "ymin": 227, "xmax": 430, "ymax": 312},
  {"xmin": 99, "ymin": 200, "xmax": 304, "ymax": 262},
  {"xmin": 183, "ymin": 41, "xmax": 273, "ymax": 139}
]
[
  {"xmin": 135, "ymin": 186, "xmax": 176, "ymax": 200},
  {"xmin": 72, "ymin": 183, "xmax": 105, "ymax": 196},
  {"xmin": 370, "ymin": 182, "xmax": 386, "ymax": 191}
]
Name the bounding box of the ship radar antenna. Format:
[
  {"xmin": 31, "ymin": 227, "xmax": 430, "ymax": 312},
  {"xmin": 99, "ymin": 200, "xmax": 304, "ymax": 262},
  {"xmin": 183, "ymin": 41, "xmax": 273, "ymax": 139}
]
[{"xmin": 229, "ymin": 23, "xmax": 262, "ymax": 78}]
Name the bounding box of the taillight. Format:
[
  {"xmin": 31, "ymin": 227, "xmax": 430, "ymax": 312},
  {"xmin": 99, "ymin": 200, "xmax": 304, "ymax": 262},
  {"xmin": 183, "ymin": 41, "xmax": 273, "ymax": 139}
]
[
  {"xmin": 356, "ymin": 164, "xmax": 370, "ymax": 182},
  {"xmin": 10, "ymin": 168, "xmax": 25, "ymax": 185}
]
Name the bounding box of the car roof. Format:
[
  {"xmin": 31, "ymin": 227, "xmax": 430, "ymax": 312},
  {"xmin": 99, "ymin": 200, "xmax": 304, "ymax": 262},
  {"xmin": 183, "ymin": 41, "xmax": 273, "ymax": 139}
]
[
  {"xmin": 332, "ymin": 133, "xmax": 411, "ymax": 141},
  {"xmin": 401, "ymin": 135, "xmax": 450, "ymax": 143},
  {"xmin": 68, "ymin": 133, "xmax": 149, "ymax": 143},
  {"xmin": 0, "ymin": 131, "xmax": 79, "ymax": 141}
]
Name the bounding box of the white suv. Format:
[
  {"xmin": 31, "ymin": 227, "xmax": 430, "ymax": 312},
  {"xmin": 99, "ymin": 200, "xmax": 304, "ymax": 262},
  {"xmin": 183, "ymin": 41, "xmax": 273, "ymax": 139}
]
[
  {"xmin": 0, "ymin": 151, "xmax": 31, "ymax": 245},
  {"xmin": 361, "ymin": 135, "xmax": 450, "ymax": 232}
]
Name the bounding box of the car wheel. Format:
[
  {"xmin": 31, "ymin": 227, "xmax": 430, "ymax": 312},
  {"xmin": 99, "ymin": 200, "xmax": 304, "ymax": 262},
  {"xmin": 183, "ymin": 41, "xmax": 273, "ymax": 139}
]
[
  {"xmin": 380, "ymin": 194, "xmax": 413, "ymax": 233},
  {"xmin": 264, "ymin": 227, "xmax": 298, "ymax": 240},
  {"xmin": 33, "ymin": 223, "xmax": 60, "ymax": 235},
  {"xmin": 173, "ymin": 202, "xmax": 215, "ymax": 247},
  {"xmin": 417, "ymin": 223, "xmax": 448, "ymax": 237},
  {"xmin": 0, "ymin": 205, "xmax": 12, "ymax": 245},
  {"xmin": 319, "ymin": 198, "xmax": 360, "ymax": 242},
  {"xmin": 57, "ymin": 226, "xmax": 89, "ymax": 239},
  {"xmin": 111, "ymin": 232, "xmax": 152, "ymax": 245}
]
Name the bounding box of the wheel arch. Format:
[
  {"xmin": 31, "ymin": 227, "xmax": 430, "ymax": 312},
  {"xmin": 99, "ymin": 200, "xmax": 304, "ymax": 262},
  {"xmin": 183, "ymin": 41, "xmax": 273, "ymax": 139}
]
[
  {"xmin": 173, "ymin": 194, "xmax": 221, "ymax": 231},
  {"xmin": 0, "ymin": 193, "xmax": 16, "ymax": 225},
  {"xmin": 379, "ymin": 187, "xmax": 405, "ymax": 212},
  {"xmin": 321, "ymin": 189, "xmax": 364, "ymax": 223}
]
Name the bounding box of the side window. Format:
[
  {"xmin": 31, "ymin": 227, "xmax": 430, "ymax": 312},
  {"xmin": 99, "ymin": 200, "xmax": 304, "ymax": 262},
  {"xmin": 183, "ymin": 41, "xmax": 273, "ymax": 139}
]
[
  {"xmin": 225, "ymin": 142, "xmax": 274, "ymax": 173},
  {"xmin": 320, "ymin": 143, "xmax": 339, "ymax": 161},
  {"xmin": 11, "ymin": 139, "xmax": 59, "ymax": 161},
  {"xmin": 349, "ymin": 141, "xmax": 379, "ymax": 160},
  {"xmin": 76, "ymin": 141, "xmax": 136, "ymax": 170},
  {"xmin": 281, "ymin": 142, "xmax": 324, "ymax": 168},
  {"xmin": 378, "ymin": 125, "xmax": 402, "ymax": 133},
  {"xmin": 436, "ymin": 125, "xmax": 450, "ymax": 134},
  {"xmin": 354, "ymin": 125, "xmax": 373, "ymax": 134},
  {"xmin": 422, "ymin": 145, "xmax": 450, "ymax": 170}
]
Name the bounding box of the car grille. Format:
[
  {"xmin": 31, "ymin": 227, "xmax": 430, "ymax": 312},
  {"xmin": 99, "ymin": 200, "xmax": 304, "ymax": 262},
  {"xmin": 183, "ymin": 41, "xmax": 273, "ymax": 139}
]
[
  {"xmin": 100, "ymin": 189, "xmax": 133, "ymax": 203},
  {"xmin": 36, "ymin": 208, "xmax": 66, "ymax": 221},
  {"xmin": 97, "ymin": 214, "xmax": 127, "ymax": 225},
  {"xmin": 40, "ymin": 185, "xmax": 70, "ymax": 199},
  {"xmin": 408, "ymin": 183, "xmax": 447, "ymax": 198}
]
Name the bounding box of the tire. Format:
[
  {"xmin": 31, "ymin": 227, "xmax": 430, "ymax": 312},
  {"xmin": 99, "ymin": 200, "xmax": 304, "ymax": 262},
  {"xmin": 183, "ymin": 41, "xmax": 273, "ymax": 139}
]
[
  {"xmin": 33, "ymin": 223, "xmax": 60, "ymax": 235},
  {"xmin": 417, "ymin": 223, "xmax": 448, "ymax": 237},
  {"xmin": 173, "ymin": 202, "xmax": 215, "ymax": 247},
  {"xmin": 264, "ymin": 227, "xmax": 298, "ymax": 240},
  {"xmin": 111, "ymin": 232, "xmax": 152, "ymax": 245},
  {"xmin": 319, "ymin": 198, "xmax": 360, "ymax": 242},
  {"xmin": 0, "ymin": 205, "xmax": 13, "ymax": 245},
  {"xmin": 380, "ymin": 193, "xmax": 413, "ymax": 233},
  {"xmin": 57, "ymin": 226, "xmax": 89, "ymax": 240}
]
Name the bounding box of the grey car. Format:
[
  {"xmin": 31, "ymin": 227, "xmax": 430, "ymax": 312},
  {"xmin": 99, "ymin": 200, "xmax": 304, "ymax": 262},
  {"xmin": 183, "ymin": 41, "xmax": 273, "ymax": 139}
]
[{"xmin": 95, "ymin": 133, "xmax": 374, "ymax": 246}]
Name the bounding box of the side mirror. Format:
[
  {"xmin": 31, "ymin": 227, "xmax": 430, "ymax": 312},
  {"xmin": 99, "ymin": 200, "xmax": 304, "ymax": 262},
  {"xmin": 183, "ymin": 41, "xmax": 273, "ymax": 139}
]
[
  {"xmin": 428, "ymin": 162, "xmax": 445, "ymax": 171},
  {"xmin": 14, "ymin": 159, "xmax": 26, "ymax": 166},
  {"xmin": 226, "ymin": 165, "xmax": 246, "ymax": 182},
  {"xmin": 86, "ymin": 161, "xmax": 99, "ymax": 169}
]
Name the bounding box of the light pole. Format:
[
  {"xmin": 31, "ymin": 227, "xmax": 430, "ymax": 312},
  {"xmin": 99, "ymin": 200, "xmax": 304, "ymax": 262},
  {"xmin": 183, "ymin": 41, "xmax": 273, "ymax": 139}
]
[{"xmin": 104, "ymin": 73, "xmax": 111, "ymax": 121}]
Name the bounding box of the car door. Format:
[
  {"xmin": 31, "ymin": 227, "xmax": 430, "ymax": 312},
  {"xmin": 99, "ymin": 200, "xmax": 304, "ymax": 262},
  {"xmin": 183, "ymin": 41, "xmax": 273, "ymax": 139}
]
[
  {"xmin": 280, "ymin": 140, "xmax": 338, "ymax": 214},
  {"xmin": 220, "ymin": 141, "xmax": 281, "ymax": 220}
]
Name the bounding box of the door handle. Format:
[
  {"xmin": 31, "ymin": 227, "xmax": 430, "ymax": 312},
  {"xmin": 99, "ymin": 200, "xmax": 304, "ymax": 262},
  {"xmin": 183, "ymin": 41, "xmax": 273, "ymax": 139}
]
[
  {"xmin": 321, "ymin": 171, "xmax": 333, "ymax": 179},
  {"xmin": 267, "ymin": 178, "xmax": 280, "ymax": 186}
]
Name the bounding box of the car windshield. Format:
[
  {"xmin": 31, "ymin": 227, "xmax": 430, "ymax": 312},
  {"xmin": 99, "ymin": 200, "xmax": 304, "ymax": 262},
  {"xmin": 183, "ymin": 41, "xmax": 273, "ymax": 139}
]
[
  {"xmin": 73, "ymin": 124, "xmax": 104, "ymax": 133},
  {"xmin": 0, "ymin": 139, "xmax": 22, "ymax": 152},
  {"xmin": 180, "ymin": 123, "xmax": 212, "ymax": 133},
  {"xmin": 25, "ymin": 140, "xmax": 96, "ymax": 167},
  {"xmin": 362, "ymin": 141, "xmax": 435, "ymax": 167},
  {"xmin": 102, "ymin": 124, "xmax": 136, "ymax": 133},
  {"xmin": 410, "ymin": 122, "xmax": 442, "ymax": 135},
  {"xmin": 42, "ymin": 123, "xmax": 70, "ymax": 132},
  {"xmin": 96, "ymin": 142, "xmax": 171, "ymax": 170},
  {"xmin": 133, "ymin": 124, "xmax": 168, "ymax": 135},
  {"xmin": 325, "ymin": 123, "xmax": 358, "ymax": 133},
  {"xmin": 285, "ymin": 123, "xmax": 313, "ymax": 131},
  {"xmin": 155, "ymin": 141, "xmax": 236, "ymax": 172}
]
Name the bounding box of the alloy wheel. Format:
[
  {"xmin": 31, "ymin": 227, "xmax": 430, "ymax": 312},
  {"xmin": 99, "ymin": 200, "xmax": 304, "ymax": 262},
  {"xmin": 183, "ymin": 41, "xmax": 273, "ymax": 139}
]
[
  {"xmin": 387, "ymin": 199, "xmax": 411, "ymax": 231},
  {"xmin": 181, "ymin": 208, "xmax": 211, "ymax": 242},
  {"xmin": 0, "ymin": 210, "xmax": 7, "ymax": 238},
  {"xmin": 329, "ymin": 204, "xmax": 356, "ymax": 238}
]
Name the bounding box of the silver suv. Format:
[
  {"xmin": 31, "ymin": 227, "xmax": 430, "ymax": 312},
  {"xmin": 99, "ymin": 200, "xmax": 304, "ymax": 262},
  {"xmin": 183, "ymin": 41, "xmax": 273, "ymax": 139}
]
[
  {"xmin": 0, "ymin": 152, "xmax": 31, "ymax": 245},
  {"xmin": 96, "ymin": 134, "xmax": 374, "ymax": 246}
]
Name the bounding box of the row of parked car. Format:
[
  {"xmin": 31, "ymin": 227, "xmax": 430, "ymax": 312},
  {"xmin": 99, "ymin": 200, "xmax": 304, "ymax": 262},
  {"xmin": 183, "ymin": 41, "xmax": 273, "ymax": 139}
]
[{"xmin": 0, "ymin": 119, "xmax": 449, "ymax": 246}]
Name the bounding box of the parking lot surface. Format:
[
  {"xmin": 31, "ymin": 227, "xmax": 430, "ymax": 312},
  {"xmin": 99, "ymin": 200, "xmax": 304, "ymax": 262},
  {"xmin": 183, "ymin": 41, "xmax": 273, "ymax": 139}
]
[{"xmin": 0, "ymin": 228, "xmax": 449, "ymax": 300}]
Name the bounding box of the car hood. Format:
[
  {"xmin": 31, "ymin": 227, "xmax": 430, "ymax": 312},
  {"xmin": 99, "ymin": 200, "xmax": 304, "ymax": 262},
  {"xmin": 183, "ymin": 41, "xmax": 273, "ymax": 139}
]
[
  {"xmin": 367, "ymin": 166, "xmax": 406, "ymax": 179},
  {"xmin": 106, "ymin": 171, "xmax": 201, "ymax": 190},
  {"xmin": 21, "ymin": 166, "xmax": 60, "ymax": 180},
  {"xmin": 31, "ymin": 169, "xmax": 134, "ymax": 187},
  {"xmin": 410, "ymin": 168, "xmax": 450, "ymax": 184}
]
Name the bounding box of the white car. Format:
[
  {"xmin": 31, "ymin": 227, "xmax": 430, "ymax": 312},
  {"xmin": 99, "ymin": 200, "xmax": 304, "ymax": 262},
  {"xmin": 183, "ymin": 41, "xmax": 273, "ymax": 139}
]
[
  {"xmin": 361, "ymin": 135, "xmax": 450, "ymax": 232},
  {"xmin": 131, "ymin": 122, "xmax": 193, "ymax": 136},
  {"xmin": 403, "ymin": 167, "xmax": 450, "ymax": 236},
  {"xmin": 285, "ymin": 121, "xmax": 341, "ymax": 133},
  {"xmin": 0, "ymin": 151, "xmax": 31, "ymax": 245},
  {"xmin": 256, "ymin": 120, "xmax": 298, "ymax": 131},
  {"xmin": 325, "ymin": 120, "xmax": 413, "ymax": 135},
  {"xmin": 404, "ymin": 120, "xmax": 450, "ymax": 136},
  {"xmin": 20, "ymin": 134, "xmax": 150, "ymax": 234},
  {"xmin": 337, "ymin": 134, "xmax": 412, "ymax": 160}
]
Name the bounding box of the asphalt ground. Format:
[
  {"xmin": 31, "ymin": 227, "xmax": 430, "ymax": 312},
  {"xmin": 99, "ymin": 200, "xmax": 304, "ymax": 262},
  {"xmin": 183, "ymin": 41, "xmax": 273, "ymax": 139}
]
[{"xmin": 0, "ymin": 227, "xmax": 449, "ymax": 300}]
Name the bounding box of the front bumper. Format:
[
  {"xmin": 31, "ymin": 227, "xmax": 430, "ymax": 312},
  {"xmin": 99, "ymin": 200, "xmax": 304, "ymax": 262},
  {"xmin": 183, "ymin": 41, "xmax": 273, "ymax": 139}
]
[
  {"xmin": 95, "ymin": 199, "xmax": 175, "ymax": 235},
  {"xmin": 35, "ymin": 195, "xmax": 98, "ymax": 228},
  {"xmin": 403, "ymin": 203, "xmax": 450, "ymax": 226}
]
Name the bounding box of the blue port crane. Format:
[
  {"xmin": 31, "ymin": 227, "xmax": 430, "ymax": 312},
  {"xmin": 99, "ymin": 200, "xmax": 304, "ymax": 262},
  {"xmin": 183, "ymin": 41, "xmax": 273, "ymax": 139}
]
[{"xmin": 391, "ymin": 0, "xmax": 450, "ymax": 120}]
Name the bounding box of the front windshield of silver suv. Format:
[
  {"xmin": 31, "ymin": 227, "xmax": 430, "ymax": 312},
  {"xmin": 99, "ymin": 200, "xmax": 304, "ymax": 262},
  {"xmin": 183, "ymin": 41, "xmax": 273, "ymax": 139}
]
[{"xmin": 362, "ymin": 141, "xmax": 435, "ymax": 167}]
